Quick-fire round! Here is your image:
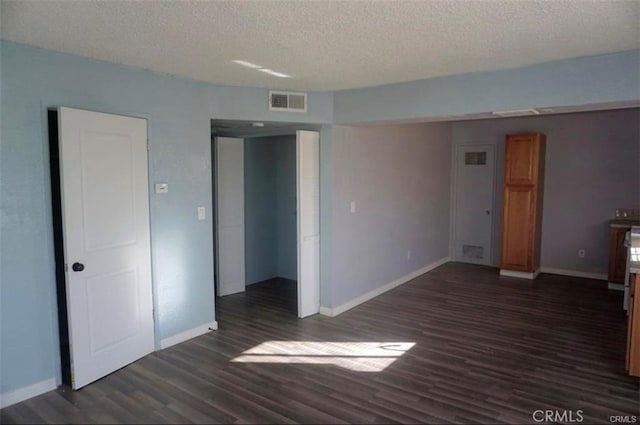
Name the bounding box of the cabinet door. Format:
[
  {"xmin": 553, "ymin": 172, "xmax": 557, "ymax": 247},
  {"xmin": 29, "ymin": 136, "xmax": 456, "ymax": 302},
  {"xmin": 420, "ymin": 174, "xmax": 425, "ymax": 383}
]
[
  {"xmin": 627, "ymin": 276, "xmax": 635, "ymax": 370},
  {"xmin": 501, "ymin": 185, "xmax": 535, "ymax": 271},
  {"xmin": 629, "ymin": 275, "xmax": 640, "ymax": 377},
  {"xmin": 608, "ymin": 227, "xmax": 629, "ymax": 283},
  {"xmin": 505, "ymin": 134, "xmax": 539, "ymax": 186}
]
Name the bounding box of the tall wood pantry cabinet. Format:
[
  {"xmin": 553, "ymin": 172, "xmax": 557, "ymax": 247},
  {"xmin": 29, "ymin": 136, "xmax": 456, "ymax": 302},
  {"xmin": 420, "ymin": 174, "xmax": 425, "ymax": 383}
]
[{"xmin": 500, "ymin": 133, "xmax": 546, "ymax": 279}]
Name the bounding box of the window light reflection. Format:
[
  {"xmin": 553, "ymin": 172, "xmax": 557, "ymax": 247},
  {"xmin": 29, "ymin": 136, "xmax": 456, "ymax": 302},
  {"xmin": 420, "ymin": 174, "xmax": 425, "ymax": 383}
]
[{"xmin": 231, "ymin": 341, "xmax": 415, "ymax": 372}]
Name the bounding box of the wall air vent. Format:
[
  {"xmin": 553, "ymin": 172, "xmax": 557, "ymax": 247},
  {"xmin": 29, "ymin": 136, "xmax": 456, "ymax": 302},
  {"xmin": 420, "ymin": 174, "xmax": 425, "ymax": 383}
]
[
  {"xmin": 492, "ymin": 108, "xmax": 540, "ymax": 118},
  {"xmin": 269, "ymin": 91, "xmax": 307, "ymax": 112}
]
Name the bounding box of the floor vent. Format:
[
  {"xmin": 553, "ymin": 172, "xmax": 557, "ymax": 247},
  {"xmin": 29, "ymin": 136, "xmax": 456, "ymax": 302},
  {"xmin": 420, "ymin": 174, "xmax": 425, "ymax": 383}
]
[
  {"xmin": 462, "ymin": 245, "xmax": 484, "ymax": 259},
  {"xmin": 269, "ymin": 91, "xmax": 307, "ymax": 112}
]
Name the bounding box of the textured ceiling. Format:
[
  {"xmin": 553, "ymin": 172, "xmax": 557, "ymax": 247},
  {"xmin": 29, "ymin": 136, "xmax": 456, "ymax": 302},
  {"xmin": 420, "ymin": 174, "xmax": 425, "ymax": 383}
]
[{"xmin": 1, "ymin": 1, "xmax": 638, "ymax": 91}]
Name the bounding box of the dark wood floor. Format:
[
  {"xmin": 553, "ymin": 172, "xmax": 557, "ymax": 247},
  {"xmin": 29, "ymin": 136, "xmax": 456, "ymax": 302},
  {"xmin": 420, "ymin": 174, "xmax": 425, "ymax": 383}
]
[{"xmin": 2, "ymin": 264, "xmax": 639, "ymax": 424}]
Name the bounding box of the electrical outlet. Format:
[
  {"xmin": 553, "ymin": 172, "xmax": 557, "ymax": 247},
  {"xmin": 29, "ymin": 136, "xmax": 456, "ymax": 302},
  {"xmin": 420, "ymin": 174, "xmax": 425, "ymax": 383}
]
[
  {"xmin": 350, "ymin": 201, "xmax": 356, "ymax": 213},
  {"xmin": 197, "ymin": 206, "xmax": 206, "ymax": 221},
  {"xmin": 578, "ymin": 249, "xmax": 586, "ymax": 258},
  {"xmin": 407, "ymin": 250, "xmax": 412, "ymax": 260}
]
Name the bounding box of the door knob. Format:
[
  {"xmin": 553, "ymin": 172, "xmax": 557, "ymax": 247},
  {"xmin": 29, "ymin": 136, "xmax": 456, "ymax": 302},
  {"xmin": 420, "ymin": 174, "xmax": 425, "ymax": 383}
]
[{"xmin": 72, "ymin": 262, "xmax": 85, "ymax": 272}]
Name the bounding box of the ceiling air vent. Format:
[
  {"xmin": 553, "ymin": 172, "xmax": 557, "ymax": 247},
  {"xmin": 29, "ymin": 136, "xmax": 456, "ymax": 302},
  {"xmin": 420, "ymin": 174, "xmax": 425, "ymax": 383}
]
[{"xmin": 269, "ymin": 91, "xmax": 307, "ymax": 112}]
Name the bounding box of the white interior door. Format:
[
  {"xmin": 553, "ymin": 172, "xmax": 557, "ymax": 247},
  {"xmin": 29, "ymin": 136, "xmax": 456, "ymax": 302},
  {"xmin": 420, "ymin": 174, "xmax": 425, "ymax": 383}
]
[
  {"xmin": 58, "ymin": 107, "xmax": 154, "ymax": 389},
  {"xmin": 296, "ymin": 130, "xmax": 320, "ymax": 318},
  {"xmin": 215, "ymin": 137, "xmax": 245, "ymax": 296},
  {"xmin": 453, "ymin": 145, "xmax": 495, "ymax": 266}
]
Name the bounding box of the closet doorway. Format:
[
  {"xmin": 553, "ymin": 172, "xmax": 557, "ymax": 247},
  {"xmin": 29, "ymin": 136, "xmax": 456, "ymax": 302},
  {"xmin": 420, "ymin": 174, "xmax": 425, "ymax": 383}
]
[{"xmin": 211, "ymin": 120, "xmax": 320, "ymax": 319}]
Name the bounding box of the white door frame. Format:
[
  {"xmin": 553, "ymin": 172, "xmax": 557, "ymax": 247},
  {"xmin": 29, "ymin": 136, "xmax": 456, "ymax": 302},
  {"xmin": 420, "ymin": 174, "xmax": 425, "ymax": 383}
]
[
  {"xmin": 450, "ymin": 143, "xmax": 497, "ymax": 265},
  {"xmin": 212, "ymin": 129, "xmax": 321, "ymax": 318}
]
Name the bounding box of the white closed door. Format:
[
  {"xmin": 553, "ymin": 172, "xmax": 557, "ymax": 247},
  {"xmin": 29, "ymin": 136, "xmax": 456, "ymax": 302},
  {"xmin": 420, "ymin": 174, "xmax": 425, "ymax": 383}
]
[
  {"xmin": 215, "ymin": 137, "xmax": 246, "ymax": 296},
  {"xmin": 58, "ymin": 107, "xmax": 154, "ymax": 389},
  {"xmin": 453, "ymin": 145, "xmax": 495, "ymax": 266},
  {"xmin": 296, "ymin": 130, "xmax": 320, "ymax": 318}
]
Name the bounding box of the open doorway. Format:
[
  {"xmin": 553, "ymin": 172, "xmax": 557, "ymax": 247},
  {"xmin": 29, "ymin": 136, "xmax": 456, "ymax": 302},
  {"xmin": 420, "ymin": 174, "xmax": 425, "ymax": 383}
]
[{"xmin": 211, "ymin": 120, "xmax": 320, "ymax": 321}]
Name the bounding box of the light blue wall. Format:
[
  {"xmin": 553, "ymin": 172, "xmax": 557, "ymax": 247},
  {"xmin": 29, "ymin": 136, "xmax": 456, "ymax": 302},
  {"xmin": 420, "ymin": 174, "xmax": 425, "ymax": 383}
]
[
  {"xmin": 276, "ymin": 137, "xmax": 297, "ymax": 280},
  {"xmin": 244, "ymin": 138, "xmax": 278, "ymax": 284},
  {"xmin": 213, "ymin": 86, "xmax": 333, "ymax": 124},
  {"xmin": 334, "ymin": 50, "xmax": 640, "ymax": 124},
  {"xmin": 328, "ymin": 123, "xmax": 452, "ymax": 307},
  {"xmin": 0, "ymin": 40, "xmax": 333, "ymax": 394},
  {"xmin": 243, "ymin": 135, "xmax": 297, "ymax": 284},
  {"xmin": 2, "ymin": 38, "xmax": 639, "ymax": 396}
]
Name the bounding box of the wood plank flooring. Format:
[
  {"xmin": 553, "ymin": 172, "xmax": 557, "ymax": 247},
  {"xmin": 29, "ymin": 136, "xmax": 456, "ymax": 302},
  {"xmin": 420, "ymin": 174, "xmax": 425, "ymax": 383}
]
[{"xmin": 2, "ymin": 264, "xmax": 639, "ymax": 424}]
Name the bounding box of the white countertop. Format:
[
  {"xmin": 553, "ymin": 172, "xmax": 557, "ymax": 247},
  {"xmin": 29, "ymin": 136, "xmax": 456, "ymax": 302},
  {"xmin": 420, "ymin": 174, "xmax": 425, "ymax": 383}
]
[{"xmin": 630, "ymin": 227, "xmax": 640, "ymax": 273}]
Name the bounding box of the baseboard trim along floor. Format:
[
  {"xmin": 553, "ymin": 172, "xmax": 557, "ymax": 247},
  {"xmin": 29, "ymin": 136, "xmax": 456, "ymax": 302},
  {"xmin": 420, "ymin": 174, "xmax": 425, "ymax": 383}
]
[
  {"xmin": 540, "ymin": 267, "xmax": 607, "ymax": 281},
  {"xmin": 500, "ymin": 268, "xmax": 541, "ymax": 280},
  {"xmin": 320, "ymin": 257, "xmax": 450, "ymax": 317},
  {"xmin": 160, "ymin": 321, "xmax": 218, "ymax": 350},
  {"xmin": 0, "ymin": 377, "xmax": 57, "ymax": 409}
]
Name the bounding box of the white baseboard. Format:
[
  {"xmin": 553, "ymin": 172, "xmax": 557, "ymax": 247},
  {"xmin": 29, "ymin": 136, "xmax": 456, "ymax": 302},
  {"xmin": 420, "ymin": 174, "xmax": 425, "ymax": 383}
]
[
  {"xmin": 0, "ymin": 377, "xmax": 57, "ymax": 409},
  {"xmin": 319, "ymin": 257, "xmax": 450, "ymax": 317},
  {"xmin": 500, "ymin": 268, "xmax": 541, "ymax": 280},
  {"xmin": 160, "ymin": 321, "xmax": 218, "ymax": 350},
  {"xmin": 608, "ymin": 282, "xmax": 624, "ymax": 291},
  {"xmin": 540, "ymin": 267, "xmax": 607, "ymax": 281}
]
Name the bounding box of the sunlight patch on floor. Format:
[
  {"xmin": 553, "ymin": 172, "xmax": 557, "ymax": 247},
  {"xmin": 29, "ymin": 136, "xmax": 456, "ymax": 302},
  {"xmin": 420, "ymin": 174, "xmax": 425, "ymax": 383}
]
[{"xmin": 231, "ymin": 341, "xmax": 415, "ymax": 372}]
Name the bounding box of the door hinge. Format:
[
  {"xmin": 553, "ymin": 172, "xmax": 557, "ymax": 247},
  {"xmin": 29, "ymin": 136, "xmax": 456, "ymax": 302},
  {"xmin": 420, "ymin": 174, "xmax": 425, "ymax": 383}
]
[{"xmin": 146, "ymin": 140, "xmax": 150, "ymax": 151}]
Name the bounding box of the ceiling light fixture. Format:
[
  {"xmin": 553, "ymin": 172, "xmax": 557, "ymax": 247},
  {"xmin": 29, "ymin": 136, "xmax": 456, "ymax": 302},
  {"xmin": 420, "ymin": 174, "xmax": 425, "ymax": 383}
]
[
  {"xmin": 232, "ymin": 60, "xmax": 292, "ymax": 78},
  {"xmin": 258, "ymin": 68, "xmax": 291, "ymax": 78},
  {"xmin": 232, "ymin": 60, "xmax": 262, "ymax": 69},
  {"xmin": 266, "ymin": 71, "xmax": 291, "ymax": 78}
]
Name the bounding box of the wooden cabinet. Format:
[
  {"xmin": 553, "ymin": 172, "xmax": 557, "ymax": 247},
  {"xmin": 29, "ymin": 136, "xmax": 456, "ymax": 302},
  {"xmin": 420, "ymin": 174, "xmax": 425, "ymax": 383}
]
[
  {"xmin": 504, "ymin": 134, "xmax": 541, "ymax": 186},
  {"xmin": 609, "ymin": 226, "xmax": 630, "ymax": 284},
  {"xmin": 627, "ymin": 274, "xmax": 640, "ymax": 377},
  {"xmin": 500, "ymin": 133, "xmax": 546, "ymax": 276}
]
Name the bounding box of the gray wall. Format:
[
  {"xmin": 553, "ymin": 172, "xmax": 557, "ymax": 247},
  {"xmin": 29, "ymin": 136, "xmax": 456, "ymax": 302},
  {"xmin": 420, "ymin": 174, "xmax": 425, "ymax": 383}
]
[
  {"xmin": 451, "ymin": 108, "xmax": 640, "ymax": 275},
  {"xmin": 244, "ymin": 136, "xmax": 296, "ymax": 284},
  {"xmin": 329, "ymin": 123, "xmax": 452, "ymax": 307}
]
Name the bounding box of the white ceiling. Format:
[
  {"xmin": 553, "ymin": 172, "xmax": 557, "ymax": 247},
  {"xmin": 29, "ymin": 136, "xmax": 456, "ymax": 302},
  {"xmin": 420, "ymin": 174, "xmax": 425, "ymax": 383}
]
[{"xmin": 1, "ymin": 1, "xmax": 638, "ymax": 91}]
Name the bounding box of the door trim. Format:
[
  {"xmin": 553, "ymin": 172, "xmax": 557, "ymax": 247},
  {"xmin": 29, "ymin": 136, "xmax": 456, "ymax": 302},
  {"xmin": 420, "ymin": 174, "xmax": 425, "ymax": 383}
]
[
  {"xmin": 212, "ymin": 130, "xmax": 321, "ymax": 320},
  {"xmin": 450, "ymin": 143, "xmax": 497, "ymax": 266}
]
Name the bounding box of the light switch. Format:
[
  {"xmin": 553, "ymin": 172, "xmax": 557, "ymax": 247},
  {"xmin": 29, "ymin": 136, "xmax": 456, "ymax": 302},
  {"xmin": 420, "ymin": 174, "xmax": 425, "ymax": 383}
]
[
  {"xmin": 197, "ymin": 206, "xmax": 206, "ymax": 221},
  {"xmin": 350, "ymin": 201, "xmax": 356, "ymax": 213},
  {"xmin": 155, "ymin": 183, "xmax": 168, "ymax": 194}
]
